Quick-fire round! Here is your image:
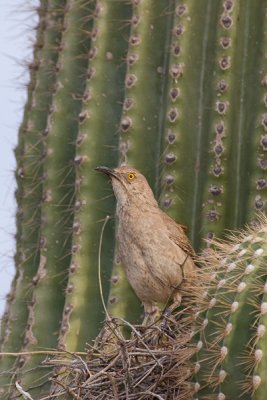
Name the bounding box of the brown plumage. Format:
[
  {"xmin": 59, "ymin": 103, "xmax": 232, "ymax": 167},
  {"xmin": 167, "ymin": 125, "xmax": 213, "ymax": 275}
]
[{"xmin": 95, "ymin": 165, "xmax": 197, "ymax": 318}]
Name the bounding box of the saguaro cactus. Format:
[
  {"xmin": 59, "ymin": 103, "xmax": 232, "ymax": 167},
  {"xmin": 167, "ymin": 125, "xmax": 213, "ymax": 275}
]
[
  {"xmin": 1, "ymin": 0, "xmax": 267, "ymax": 397},
  {"xmin": 193, "ymin": 218, "xmax": 267, "ymax": 399}
]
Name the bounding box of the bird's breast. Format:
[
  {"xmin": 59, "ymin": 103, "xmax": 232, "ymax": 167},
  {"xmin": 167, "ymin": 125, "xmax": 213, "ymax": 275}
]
[{"xmin": 116, "ymin": 207, "xmax": 185, "ymax": 303}]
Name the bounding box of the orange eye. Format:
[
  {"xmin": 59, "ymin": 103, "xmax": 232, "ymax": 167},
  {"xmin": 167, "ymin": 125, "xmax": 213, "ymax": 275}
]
[{"xmin": 127, "ymin": 172, "xmax": 135, "ymax": 181}]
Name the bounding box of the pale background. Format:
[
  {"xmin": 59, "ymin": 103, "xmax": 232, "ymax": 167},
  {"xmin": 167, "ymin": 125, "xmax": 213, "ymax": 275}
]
[{"xmin": 0, "ymin": 1, "xmax": 37, "ymax": 316}]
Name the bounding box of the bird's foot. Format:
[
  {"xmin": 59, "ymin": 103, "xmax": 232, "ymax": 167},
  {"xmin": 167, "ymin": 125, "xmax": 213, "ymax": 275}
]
[
  {"xmin": 160, "ymin": 295, "xmax": 182, "ymax": 334},
  {"xmin": 142, "ymin": 306, "xmax": 160, "ymax": 326},
  {"xmin": 159, "ymin": 310, "xmax": 176, "ymax": 338}
]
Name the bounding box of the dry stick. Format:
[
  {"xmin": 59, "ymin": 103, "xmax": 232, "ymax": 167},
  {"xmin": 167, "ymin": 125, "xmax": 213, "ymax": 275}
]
[
  {"xmin": 143, "ymin": 391, "xmax": 165, "ymax": 400},
  {"xmin": 133, "ymin": 363, "xmax": 159, "ymax": 388},
  {"xmin": 51, "ymin": 379, "xmax": 82, "ymax": 400},
  {"xmin": 119, "ymin": 338, "xmax": 131, "ymax": 399},
  {"xmin": 97, "ymin": 216, "xmax": 127, "ymax": 344},
  {"xmin": 15, "ymin": 381, "xmax": 34, "ymax": 400},
  {"xmin": 39, "ymin": 390, "xmax": 65, "ymax": 400},
  {"xmin": 115, "ymin": 317, "xmax": 162, "ymax": 366},
  {"xmin": 82, "ymin": 354, "xmax": 120, "ymax": 386},
  {"xmin": 107, "ymin": 372, "xmax": 119, "ymax": 400},
  {"xmin": 0, "ymin": 351, "xmax": 87, "ymax": 357},
  {"xmin": 98, "ymin": 215, "xmax": 111, "ymax": 321},
  {"xmin": 81, "ymin": 378, "xmax": 111, "ymax": 388},
  {"xmin": 73, "ymin": 354, "xmax": 91, "ymax": 377}
]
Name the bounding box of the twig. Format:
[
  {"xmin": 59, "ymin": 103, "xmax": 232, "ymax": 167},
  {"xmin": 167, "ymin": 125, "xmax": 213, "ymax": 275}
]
[
  {"xmin": 0, "ymin": 350, "xmax": 87, "ymax": 357},
  {"xmin": 15, "ymin": 381, "xmax": 35, "ymax": 400},
  {"xmin": 52, "ymin": 379, "xmax": 82, "ymax": 400},
  {"xmin": 116, "ymin": 317, "xmax": 162, "ymax": 366},
  {"xmin": 145, "ymin": 391, "xmax": 165, "ymax": 400},
  {"xmin": 98, "ymin": 215, "xmax": 111, "ymax": 321},
  {"xmin": 107, "ymin": 372, "xmax": 119, "ymax": 400},
  {"xmin": 133, "ymin": 363, "xmax": 158, "ymax": 388},
  {"xmin": 82, "ymin": 354, "xmax": 120, "ymax": 386}
]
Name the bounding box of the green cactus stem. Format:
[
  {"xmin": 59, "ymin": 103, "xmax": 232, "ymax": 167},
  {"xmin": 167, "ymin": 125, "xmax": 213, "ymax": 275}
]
[
  {"xmin": 18, "ymin": 0, "xmax": 95, "ymax": 394},
  {"xmin": 0, "ymin": 1, "xmax": 65, "ymax": 396},
  {"xmin": 118, "ymin": 0, "xmax": 174, "ymax": 187},
  {"xmin": 193, "ymin": 217, "xmax": 267, "ymax": 399},
  {"xmin": 59, "ymin": 0, "xmax": 132, "ymax": 352},
  {"xmin": 160, "ymin": 0, "xmax": 267, "ymax": 249}
]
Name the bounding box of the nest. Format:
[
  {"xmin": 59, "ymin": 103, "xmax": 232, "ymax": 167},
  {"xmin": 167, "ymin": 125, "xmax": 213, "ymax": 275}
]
[{"xmin": 47, "ymin": 301, "xmax": 199, "ymax": 400}]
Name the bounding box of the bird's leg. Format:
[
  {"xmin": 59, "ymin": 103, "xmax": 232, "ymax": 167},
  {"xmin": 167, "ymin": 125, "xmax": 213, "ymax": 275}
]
[
  {"xmin": 142, "ymin": 302, "xmax": 160, "ymax": 326},
  {"xmin": 163, "ymin": 291, "xmax": 182, "ymax": 318},
  {"xmin": 160, "ymin": 291, "xmax": 182, "ymax": 334}
]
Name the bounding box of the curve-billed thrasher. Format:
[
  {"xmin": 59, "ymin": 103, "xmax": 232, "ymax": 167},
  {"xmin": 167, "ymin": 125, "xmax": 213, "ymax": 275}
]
[{"xmin": 95, "ymin": 166, "xmax": 196, "ymax": 319}]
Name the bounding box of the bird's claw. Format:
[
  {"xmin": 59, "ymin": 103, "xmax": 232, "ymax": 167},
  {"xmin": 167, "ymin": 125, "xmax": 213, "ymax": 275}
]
[{"xmin": 142, "ymin": 306, "xmax": 161, "ymax": 326}]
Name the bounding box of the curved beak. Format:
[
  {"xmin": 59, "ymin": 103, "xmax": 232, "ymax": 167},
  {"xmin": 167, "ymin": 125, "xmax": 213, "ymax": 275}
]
[{"xmin": 95, "ymin": 166, "xmax": 117, "ymax": 178}]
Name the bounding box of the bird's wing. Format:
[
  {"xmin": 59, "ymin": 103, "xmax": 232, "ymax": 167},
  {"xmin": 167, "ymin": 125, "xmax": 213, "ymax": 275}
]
[
  {"xmin": 179, "ymin": 223, "xmax": 188, "ymax": 233},
  {"xmin": 160, "ymin": 212, "xmax": 195, "ymax": 257}
]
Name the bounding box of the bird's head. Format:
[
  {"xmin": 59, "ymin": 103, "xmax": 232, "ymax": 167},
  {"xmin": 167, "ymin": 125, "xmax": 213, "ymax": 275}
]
[{"xmin": 95, "ymin": 165, "xmax": 157, "ymax": 209}]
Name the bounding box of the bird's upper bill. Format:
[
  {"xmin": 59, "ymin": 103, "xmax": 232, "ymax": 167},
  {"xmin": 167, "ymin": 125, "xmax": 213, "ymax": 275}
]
[{"xmin": 95, "ymin": 166, "xmax": 117, "ymax": 178}]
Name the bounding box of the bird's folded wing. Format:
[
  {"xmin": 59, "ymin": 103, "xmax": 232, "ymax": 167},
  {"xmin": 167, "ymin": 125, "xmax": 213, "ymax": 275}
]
[{"xmin": 161, "ymin": 212, "xmax": 195, "ymax": 257}]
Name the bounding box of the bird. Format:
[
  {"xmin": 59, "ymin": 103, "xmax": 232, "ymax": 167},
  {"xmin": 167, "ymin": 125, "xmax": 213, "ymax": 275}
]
[{"xmin": 95, "ymin": 165, "xmax": 197, "ymax": 321}]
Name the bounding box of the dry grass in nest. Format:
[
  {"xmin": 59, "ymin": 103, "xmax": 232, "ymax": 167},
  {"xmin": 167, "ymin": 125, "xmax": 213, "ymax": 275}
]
[{"xmin": 47, "ymin": 302, "xmax": 198, "ymax": 400}]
